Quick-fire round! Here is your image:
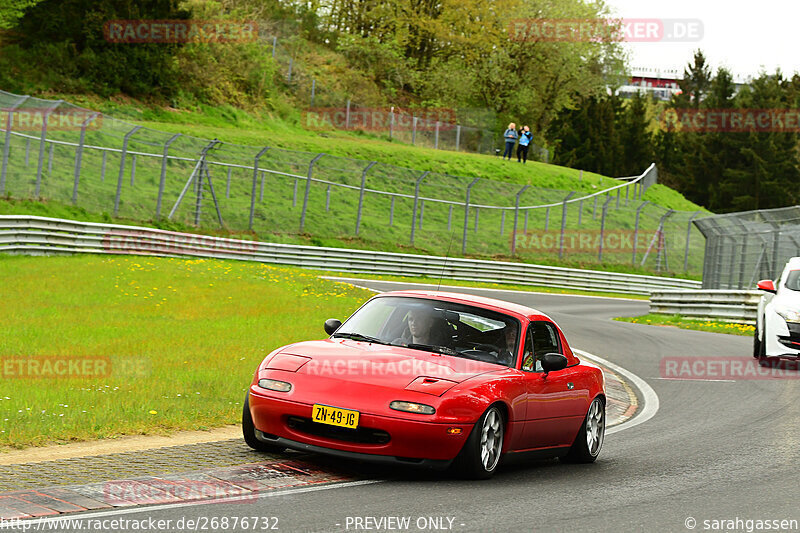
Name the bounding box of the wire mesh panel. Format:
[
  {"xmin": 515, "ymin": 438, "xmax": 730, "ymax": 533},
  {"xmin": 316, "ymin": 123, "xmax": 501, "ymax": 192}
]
[{"xmin": 694, "ymin": 206, "xmax": 800, "ymax": 289}]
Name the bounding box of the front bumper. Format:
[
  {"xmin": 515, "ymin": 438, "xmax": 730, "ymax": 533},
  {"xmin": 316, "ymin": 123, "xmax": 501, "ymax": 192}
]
[
  {"xmin": 255, "ymin": 430, "xmax": 453, "ymax": 470},
  {"xmin": 249, "ymin": 389, "xmax": 472, "ymax": 464}
]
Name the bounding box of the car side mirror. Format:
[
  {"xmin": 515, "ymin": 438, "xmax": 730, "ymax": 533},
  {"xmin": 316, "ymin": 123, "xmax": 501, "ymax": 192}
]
[
  {"xmin": 540, "ymin": 353, "xmax": 568, "ymax": 374},
  {"xmin": 324, "ymin": 318, "xmax": 342, "ymax": 335},
  {"xmin": 757, "ymin": 280, "xmax": 777, "ymax": 293}
]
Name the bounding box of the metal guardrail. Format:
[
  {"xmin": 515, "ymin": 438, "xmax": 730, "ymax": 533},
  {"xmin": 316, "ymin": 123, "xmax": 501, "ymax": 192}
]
[
  {"xmin": 649, "ymin": 290, "xmax": 760, "ymax": 323},
  {"xmin": 0, "ymin": 215, "xmax": 702, "ymax": 295}
]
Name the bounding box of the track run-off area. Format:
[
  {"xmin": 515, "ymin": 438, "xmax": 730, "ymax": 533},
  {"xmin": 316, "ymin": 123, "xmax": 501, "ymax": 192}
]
[{"xmin": 5, "ymin": 279, "xmax": 800, "ymax": 533}]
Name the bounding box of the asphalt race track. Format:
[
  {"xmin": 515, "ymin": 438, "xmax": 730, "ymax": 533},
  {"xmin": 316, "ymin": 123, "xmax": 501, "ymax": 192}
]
[{"xmin": 26, "ymin": 280, "xmax": 800, "ymax": 533}]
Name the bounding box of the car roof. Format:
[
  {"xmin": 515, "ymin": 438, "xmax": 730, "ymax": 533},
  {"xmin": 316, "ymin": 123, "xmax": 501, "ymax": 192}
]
[
  {"xmin": 375, "ymin": 290, "xmax": 550, "ymax": 321},
  {"xmin": 786, "ymin": 257, "xmax": 800, "ymax": 269}
]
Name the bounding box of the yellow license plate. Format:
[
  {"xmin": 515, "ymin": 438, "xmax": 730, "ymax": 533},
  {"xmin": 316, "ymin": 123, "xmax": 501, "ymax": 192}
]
[{"xmin": 312, "ymin": 404, "xmax": 360, "ymax": 429}]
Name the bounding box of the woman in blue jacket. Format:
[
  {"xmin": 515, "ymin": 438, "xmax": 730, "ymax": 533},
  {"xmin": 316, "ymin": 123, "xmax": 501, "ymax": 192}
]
[
  {"xmin": 502, "ymin": 123, "xmax": 517, "ymax": 160},
  {"xmin": 517, "ymin": 125, "xmax": 532, "ymax": 163}
]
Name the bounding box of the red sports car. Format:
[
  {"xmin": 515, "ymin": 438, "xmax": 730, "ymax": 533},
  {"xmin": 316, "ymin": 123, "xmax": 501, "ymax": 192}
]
[{"xmin": 243, "ymin": 290, "xmax": 605, "ymax": 478}]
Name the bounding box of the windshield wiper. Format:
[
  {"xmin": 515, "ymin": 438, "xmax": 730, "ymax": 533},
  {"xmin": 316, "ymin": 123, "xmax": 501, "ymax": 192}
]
[
  {"xmin": 405, "ymin": 343, "xmax": 458, "ymax": 356},
  {"xmin": 332, "ymin": 332, "xmax": 388, "ymax": 345}
]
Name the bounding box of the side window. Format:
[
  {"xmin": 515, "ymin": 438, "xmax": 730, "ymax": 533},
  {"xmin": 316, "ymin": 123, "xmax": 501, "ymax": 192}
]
[
  {"xmin": 532, "ymin": 321, "xmax": 561, "ymax": 358},
  {"xmin": 521, "ymin": 321, "xmax": 561, "ymax": 373}
]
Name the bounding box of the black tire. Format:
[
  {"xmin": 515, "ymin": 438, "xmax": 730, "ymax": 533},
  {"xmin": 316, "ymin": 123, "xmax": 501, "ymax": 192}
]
[
  {"xmin": 561, "ymin": 397, "xmax": 605, "ymax": 464},
  {"xmin": 451, "ymin": 405, "xmax": 505, "ymax": 479},
  {"xmin": 242, "ymin": 394, "xmax": 285, "ymax": 453},
  {"xmin": 753, "ymin": 321, "xmax": 762, "ymax": 359}
]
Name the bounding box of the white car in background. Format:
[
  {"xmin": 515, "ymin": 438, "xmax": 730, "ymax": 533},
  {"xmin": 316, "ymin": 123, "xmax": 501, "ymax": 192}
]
[{"xmin": 755, "ymin": 257, "xmax": 800, "ymax": 364}]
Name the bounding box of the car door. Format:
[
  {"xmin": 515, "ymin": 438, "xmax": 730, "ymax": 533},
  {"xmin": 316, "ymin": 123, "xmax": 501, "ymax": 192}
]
[{"xmin": 521, "ymin": 321, "xmax": 586, "ymax": 449}]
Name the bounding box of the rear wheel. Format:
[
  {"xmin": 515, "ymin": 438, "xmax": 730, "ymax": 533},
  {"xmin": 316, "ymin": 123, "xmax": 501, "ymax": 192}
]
[
  {"xmin": 452, "ymin": 405, "xmax": 505, "ymax": 479},
  {"xmin": 561, "ymin": 397, "xmax": 605, "ymax": 463},
  {"xmin": 242, "ymin": 394, "xmax": 285, "ymax": 453}
]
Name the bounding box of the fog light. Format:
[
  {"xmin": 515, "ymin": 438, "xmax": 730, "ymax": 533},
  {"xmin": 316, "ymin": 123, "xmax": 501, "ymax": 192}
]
[
  {"xmin": 447, "ymin": 427, "xmax": 462, "ymax": 435},
  {"xmin": 258, "ymin": 379, "xmax": 292, "ymax": 392}
]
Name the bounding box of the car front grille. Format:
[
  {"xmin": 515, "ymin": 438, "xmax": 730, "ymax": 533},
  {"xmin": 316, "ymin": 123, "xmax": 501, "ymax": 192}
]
[{"xmin": 286, "ymin": 416, "xmax": 391, "ymax": 445}]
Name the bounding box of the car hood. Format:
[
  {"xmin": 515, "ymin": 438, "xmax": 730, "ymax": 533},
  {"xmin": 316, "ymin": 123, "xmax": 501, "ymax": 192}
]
[{"xmin": 271, "ymin": 339, "xmax": 501, "ymax": 394}]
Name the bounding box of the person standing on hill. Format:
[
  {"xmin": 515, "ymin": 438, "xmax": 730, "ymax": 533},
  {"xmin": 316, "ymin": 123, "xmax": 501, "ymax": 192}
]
[
  {"xmin": 517, "ymin": 125, "xmax": 532, "ymax": 163},
  {"xmin": 502, "ymin": 123, "xmax": 517, "ymax": 160}
]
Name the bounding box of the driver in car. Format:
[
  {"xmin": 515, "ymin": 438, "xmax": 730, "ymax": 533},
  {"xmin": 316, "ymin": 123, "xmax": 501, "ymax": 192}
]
[{"xmin": 396, "ymin": 306, "xmax": 449, "ymax": 347}]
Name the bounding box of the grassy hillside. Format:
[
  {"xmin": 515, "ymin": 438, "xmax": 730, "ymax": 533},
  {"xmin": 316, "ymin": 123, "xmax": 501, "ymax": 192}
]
[{"xmin": 0, "ymin": 96, "xmax": 708, "ymax": 277}]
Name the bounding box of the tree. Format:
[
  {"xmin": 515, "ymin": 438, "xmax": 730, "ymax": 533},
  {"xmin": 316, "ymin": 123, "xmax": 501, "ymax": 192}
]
[
  {"xmin": 678, "ymin": 49, "xmax": 711, "ymax": 108},
  {"xmin": 0, "ymin": 0, "xmax": 43, "ymax": 30}
]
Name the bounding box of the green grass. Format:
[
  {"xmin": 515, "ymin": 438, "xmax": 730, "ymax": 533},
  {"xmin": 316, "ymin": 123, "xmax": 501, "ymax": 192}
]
[
  {"xmin": 614, "ymin": 314, "xmax": 755, "ymax": 336},
  {"xmin": 0, "ymin": 254, "xmax": 374, "ymax": 450},
  {"xmin": 0, "ymin": 95, "xmax": 709, "ymax": 276}
]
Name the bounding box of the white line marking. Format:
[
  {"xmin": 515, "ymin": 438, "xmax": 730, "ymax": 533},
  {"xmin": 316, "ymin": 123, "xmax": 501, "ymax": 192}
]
[
  {"xmin": 13, "ymin": 480, "xmax": 382, "ymax": 527},
  {"xmin": 573, "ymin": 349, "xmax": 660, "ymax": 435},
  {"xmin": 653, "ymin": 377, "xmax": 737, "ymax": 383},
  {"xmin": 321, "ymin": 276, "xmax": 644, "ymax": 302}
]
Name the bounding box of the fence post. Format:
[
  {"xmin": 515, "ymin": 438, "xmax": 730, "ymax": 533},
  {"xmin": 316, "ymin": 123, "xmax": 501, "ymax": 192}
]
[
  {"xmin": 226, "ymin": 167, "xmax": 232, "ymax": 198},
  {"xmin": 25, "ymin": 138, "xmax": 30, "ymax": 166},
  {"xmin": 47, "ymin": 142, "xmax": 54, "ymax": 176},
  {"xmin": 683, "ymin": 211, "xmax": 702, "ymax": 272},
  {"xmin": 419, "ymin": 200, "xmax": 425, "ymax": 229},
  {"xmin": 293, "ymin": 179, "xmax": 298, "ymax": 207},
  {"xmin": 129, "ymin": 154, "xmax": 137, "ymax": 185},
  {"xmin": 577, "ymin": 199, "xmax": 584, "ymax": 227},
  {"xmin": 101, "ymin": 151, "xmax": 107, "ymax": 182},
  {"xmin": 462, "ymin": 178, "xmax": 480, "ymax": 254},
  {"xmin": 455, "ymin": 125, "xmax": 461, "ymax": 151},
  {"xmin": 287, "ymin": 57, "xmax": 293, "ymax": 82},
  {"xmin": 390, "ymin": 196, "xmax": 395, "ymax": 226},
  {"xmin": 310, "ymin": 79, "xmax": 315, "ymax": 107},
  {"xmin": 326, "ymin": 184, "xmax": 331, "ymax": 211},
  {"xmin": 615, "ymin": 188, "xmax": 620, "ymax": 208},
  {"xmin": 272, "ymin": 36, "xmax": 277, "ymax": 57},
  {"xmin": 113, "ymin": 125, "xmax": 142, "ymax": 216},
  {"xmin": 249, "ymin": 146, "xmax": 270, "ymax": 230},
  {"xmin": 410, "ymin": 171, "xmax": 429, "ymax": 245},
  {"xmin": 500, "ymin": 210, "xmax": 505, "ymax": 235},
  {"xmin": 155, "ymin": 133, "xmax": 181, "ymax": 217},
  {"xmin": 448, "ymin": 204, "xmax": 453, "ymax": 231},
  {"xmin": 389, "ymin": 108, "xmax": 394, "ymax": 140},
  {"xmin": 434, "ymin": 121, "xmax": 440, "ymax": 150},
  {"xmin": 299, "ymin": 153, "xmax": 325, "ymax": 232},
  {"xmin": 592, "ymin": 195, "xmax": 598, "ymax": 219},
  {"xmin": 524, "ymin": 210, "xmax": 529, "ymax": 232},
  {"xmin": 346, "ymin": 100, "xmax": 351, "ymax": 129},
  {"xmin": 474, "ymin": 208, "xmax": 480, "ymax": 233},
  {"xmin": 544, "ymin": 207, "xmax": 550, "ymax": 230},
  {"xmin": 72, "ymin": 112, "xmax": 100, "ymax": 204},
  {"xmin": 411, "ymin": 116, "xmax": 417, "ymax": 145},
  {"xmin": 1, "ymin": 95, "xmax": 30, "ymax": 195},
  {"xmin": 559, "ymin": 191, "xmax": 576, "ymax": 260},
  {"xmin": 355, "ymin": 161, "xmax": 377, "ymax": 236},
  {"xmin": 632, "ymin": 201, "xmax": 649, "ymax": 264},
  {"xmin": 34, "ymin": 100, "xmax": 62, "ymax": 197},
  {"xmin": 597, "ymin": 195, "xmax": 614, "ymax": 261}
]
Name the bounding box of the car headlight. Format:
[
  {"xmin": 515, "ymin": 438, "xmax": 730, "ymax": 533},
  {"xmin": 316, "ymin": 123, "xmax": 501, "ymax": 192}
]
[
  {"xmin": 390, "ymin": 401, "xmax": 435, "ymax": 415},
  {"xmin": 775, "ymin": 306, "xmax": 800, "ymax": 323},
  {"xmin": 258, "ymin": 379, "xmax": 292, "ymax": 392}
]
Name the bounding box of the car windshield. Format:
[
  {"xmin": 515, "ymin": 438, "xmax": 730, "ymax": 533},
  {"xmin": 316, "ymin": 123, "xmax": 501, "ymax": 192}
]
[
  {"xmin": 785, "ymin": 270, "xmax": 800, "ymax": 291},
  {"xmin": 332, "ymin": 296, "xmax": 521, "ymax": 368}
]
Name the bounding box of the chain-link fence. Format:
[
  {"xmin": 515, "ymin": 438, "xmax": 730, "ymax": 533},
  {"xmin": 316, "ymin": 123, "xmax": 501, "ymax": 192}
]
[
  {"xmin": 0, "ymin": 89, "xmax": 709, "ymax": 276},
  {"xmin": 694, "ymin": 206, "xmax": 800, "ymax": 289},
  {"xmin": 265, "ymin": 34, "xmax": 549, "ymax": 160}
]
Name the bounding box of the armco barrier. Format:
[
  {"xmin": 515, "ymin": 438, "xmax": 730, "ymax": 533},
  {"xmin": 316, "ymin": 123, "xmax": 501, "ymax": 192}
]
[
  {"xmin": 0, "ymin": 215, "xmax": 701, "ymax": 295},
  {"xmin": 649, "ymin": 290, "xmax": 760, "ymax": 323}
]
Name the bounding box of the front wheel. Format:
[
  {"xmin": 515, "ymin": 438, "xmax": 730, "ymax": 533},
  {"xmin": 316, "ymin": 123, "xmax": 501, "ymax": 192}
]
[
  {"xmin": 561, "ymin": 397, "xmax": 605, "ymax": 463},
  {"xmin": 452, "ymin": 405, "xmax": 505, "ymax": 479},
  {"xmin": 242, "ymin": 394, "xmax": 285, "ymax": 453}
]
